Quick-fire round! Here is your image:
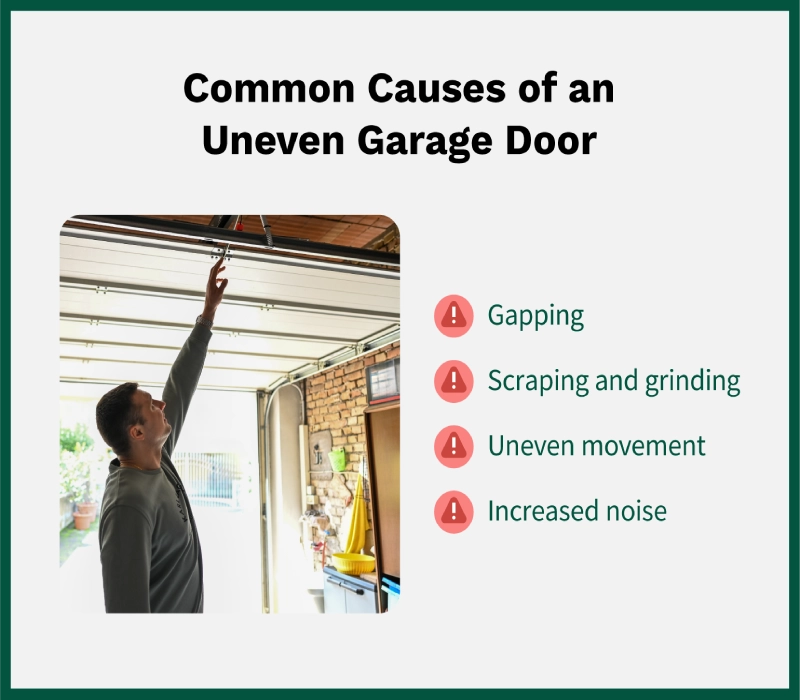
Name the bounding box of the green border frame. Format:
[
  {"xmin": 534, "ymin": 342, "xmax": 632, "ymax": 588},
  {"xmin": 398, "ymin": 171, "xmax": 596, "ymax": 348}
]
[{"xmin": 1, "ymin": 1, "xmax": 797, "ymax": 696}]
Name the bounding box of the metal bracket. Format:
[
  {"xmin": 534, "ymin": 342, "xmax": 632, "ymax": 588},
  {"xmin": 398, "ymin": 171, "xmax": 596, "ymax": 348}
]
[
  {"xmin": 95, "ymin": 286, "xmax": 108, "ymax": 295},
  {"xmin": 211, "ymin": 245, "xmax": 232, "ymax": 261}
]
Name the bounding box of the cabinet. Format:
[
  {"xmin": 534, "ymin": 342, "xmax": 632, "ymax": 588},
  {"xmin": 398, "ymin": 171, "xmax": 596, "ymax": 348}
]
[{"xmin": 323, "ymin": 566, "xmax": 377, "ymax": 613}]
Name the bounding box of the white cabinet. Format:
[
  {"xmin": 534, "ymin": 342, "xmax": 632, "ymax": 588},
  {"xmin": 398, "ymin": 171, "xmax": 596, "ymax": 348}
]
[{"xmin": 323, "ymin": 567, "xmax": 377, "ymax": 614}]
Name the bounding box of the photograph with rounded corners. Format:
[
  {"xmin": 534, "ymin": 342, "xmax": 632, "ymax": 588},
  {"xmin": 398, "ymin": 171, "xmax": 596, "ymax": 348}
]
[{"xmin": 58, "ymin": 215, "xmax": 400, "ymax": 614}]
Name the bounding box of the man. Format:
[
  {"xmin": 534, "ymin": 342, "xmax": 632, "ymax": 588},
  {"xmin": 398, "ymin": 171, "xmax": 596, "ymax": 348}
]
[{"xmin": 95, "ymin": 256, "xmax": 229, "ymax": 613}]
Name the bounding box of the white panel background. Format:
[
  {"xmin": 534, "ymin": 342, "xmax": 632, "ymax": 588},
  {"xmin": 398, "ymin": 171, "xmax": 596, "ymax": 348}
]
[{"xmin": 10, "ymin": 11, "xmax": 789, "ymax": 689}]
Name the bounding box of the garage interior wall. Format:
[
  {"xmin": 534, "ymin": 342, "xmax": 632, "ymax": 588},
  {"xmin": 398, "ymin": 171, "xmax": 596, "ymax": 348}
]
[{"xmin": 304, "ymin": 342, "xmax": 400, "ymax": 570}]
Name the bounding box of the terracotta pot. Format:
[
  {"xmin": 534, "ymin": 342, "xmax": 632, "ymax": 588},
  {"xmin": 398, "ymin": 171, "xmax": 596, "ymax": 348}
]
[
  {"xmin": 73, "ymin": 512, "xmax": 92, "ymax": 530},
  {"xmin": 77, "ymin": 502, "xmax": 98, "ymax": 521}
]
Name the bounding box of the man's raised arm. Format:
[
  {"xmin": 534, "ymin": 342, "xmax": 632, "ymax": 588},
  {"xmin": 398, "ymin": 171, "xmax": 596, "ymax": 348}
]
[{"xmin": 162, "ymin": 256, "xmax": 229, "ymax": 457}]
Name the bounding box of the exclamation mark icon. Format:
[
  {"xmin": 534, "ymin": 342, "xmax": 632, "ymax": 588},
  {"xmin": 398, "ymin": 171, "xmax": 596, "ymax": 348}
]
[
  {"xmin": 435, "ymin": 296, "xmax": 472, "ymax": 337},
  {"xmin": 437, "ymin": 361, "xmax": 471, "ymax": 400},
  {"xmin": 437, "ymin": 428, "xmax": 469, "ymax": 463},
  {"xmin": 438, "ymin": 494, "xmax": 468, "ymax": 527}
]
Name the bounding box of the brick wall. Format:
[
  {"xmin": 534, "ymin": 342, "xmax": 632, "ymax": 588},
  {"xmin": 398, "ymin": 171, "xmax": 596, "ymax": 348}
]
[
  {"xmin": 366, "ymin": 224, "xmax": 400, "ymax": 254},
  {"xmin": 305, "ymin": 341, "xmax": 400, "ymax": 569}
]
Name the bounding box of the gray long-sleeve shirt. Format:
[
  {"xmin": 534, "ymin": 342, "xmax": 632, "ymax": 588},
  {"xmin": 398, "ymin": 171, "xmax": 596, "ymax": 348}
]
[{"xmin": 99, "ymin": 323, "xmax": 211, "ymax": 613}]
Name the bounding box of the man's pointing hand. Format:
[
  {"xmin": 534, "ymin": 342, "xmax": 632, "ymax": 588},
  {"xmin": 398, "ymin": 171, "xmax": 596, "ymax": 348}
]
[{"xmin": 202, "ymin": 254, "xmax": 229, "ymax": 323}]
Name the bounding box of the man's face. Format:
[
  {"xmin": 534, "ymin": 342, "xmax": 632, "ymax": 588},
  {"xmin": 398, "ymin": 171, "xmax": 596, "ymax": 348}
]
[{"xmin": 131, "ymin": 389, "xmax": 171, "ymax": 444}]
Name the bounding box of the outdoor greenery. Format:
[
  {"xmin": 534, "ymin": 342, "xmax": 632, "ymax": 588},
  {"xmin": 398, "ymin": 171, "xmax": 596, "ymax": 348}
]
[
  {"xmin": 59, "ymin": 423, "xmax": 104, "ymax": 504},
  {"xmin": 60, "ymin": 423, "xmax": 94, "ymax": 454}
]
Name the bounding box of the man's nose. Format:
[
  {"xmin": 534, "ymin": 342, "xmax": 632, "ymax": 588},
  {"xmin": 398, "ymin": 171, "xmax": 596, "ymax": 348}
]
[{"xmin": 155, "ymin": 400, "xmax": 166, "ymax": 411}]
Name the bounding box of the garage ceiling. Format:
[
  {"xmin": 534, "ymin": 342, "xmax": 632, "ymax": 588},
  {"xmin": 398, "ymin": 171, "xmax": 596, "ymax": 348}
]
[{"xmin": 59, "ymin": 215, "xmax": 400, "ymax": 394}]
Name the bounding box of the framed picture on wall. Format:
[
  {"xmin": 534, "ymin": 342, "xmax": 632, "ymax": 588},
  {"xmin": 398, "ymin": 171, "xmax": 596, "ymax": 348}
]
[{"xmin": 366, "ymin": 358, "xmax": 400, "ymax": 405}]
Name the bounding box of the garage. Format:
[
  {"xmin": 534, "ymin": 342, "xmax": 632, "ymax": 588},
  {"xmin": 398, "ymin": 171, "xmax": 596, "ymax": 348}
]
[{"xmin": 58, "ymin": 214, "xmax": 400, "ymax": 613}]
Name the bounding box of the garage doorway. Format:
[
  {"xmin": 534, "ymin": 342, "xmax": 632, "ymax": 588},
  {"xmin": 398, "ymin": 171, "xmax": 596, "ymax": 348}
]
[{"xmin": 59, "ymin": 386, "xmax": 261, "ymax": 614}]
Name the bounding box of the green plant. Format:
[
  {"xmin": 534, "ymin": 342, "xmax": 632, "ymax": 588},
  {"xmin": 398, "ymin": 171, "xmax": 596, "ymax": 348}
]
[
  {"xmin": 59, "ymin": 450, "xmax": 90, "ymax": 502},
  {"xmin": 59, "ymin": 424, "xmax": 99, "ymax": 504},
  {"xmin": 60, "ymin": 424, "xmax": 94, "ymax": 454}
]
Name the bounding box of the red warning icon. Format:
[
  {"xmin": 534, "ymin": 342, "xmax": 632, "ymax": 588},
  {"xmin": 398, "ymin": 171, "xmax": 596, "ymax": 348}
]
[
  {"xmin": 435, "ymin": 425, "xmax": 473, "ymax": 468},
  {"xmin": 434, "ymin": 295, "xmax": 474, "ymax": 338},
  {"xmin": 434, "ymin": 360, "xmax": 474, "ymax": 403},
  {"xmin": 441, "ymin": 366, "xmax": 468, "ymax": 394},
  {"xmin": 441, "ymin": 301, "xmax": 467, "ymax": 328},
  {"xmin": 441, "ymin": 432, "xmax": 467, "ymax": 459},
  {"xmin": 441, "ymin": 497, "xmax": 467, "ymax": 524},
  {"xmin": 435, "ymin": 490, "xmax": 474, "ymax": 534}
]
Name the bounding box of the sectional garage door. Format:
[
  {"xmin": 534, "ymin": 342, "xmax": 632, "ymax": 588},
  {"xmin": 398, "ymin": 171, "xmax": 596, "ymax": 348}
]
[{"xmin": 59, "ymin": 220, "xmax": 400, "ymax": 392}]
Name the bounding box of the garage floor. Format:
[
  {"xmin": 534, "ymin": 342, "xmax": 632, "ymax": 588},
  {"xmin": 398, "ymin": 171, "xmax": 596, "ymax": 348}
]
[{"xmin": 59, "ymin": 506, "xmax": 262, "ymax": 614}]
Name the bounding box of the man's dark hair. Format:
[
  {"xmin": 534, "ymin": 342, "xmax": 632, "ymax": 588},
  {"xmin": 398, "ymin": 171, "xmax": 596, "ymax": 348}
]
[{"xmin": 95, "ymin": 382, "xmax": 143, "ymax": 457}]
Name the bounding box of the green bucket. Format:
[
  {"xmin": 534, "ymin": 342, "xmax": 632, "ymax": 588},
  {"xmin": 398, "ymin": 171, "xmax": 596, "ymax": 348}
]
[{"xmin": 328, "ymin": 448, "xmax": 347, "ymax": 472}]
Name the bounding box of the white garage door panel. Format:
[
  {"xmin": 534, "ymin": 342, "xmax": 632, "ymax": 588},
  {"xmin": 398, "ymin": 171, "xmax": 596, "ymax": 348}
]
[
  {"xmin": 59, "ymin": 358, "xmax": 280, "ymax": 390},
  {"xmin": 59, "ymin": 343, "xmax": 300, "ymax": 374},
  {"xmin": 61, "ymin": 232, "xmax": 399, "ymax": 286},
  {"xmin": 60, "ymin": 240, "xmax": 399, "ymax": 312},
  {"xmin": 59, "ymin": 320, "xmax": 344, "ymax": 361},
  {"xmin": 60, "ymin": 287, "xmax": 393, "ymax": 340}
]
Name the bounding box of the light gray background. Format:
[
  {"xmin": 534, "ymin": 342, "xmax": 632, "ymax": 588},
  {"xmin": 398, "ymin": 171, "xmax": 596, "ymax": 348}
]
[{"xmin": 11, "ymin": 11, "xmax": 789, "ymax": 688}]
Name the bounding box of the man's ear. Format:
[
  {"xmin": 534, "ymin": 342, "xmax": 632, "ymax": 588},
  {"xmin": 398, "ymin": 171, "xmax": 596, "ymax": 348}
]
[{"xmin": 128, "ymin": 424, "xmax": 145, "ymax": 443}]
